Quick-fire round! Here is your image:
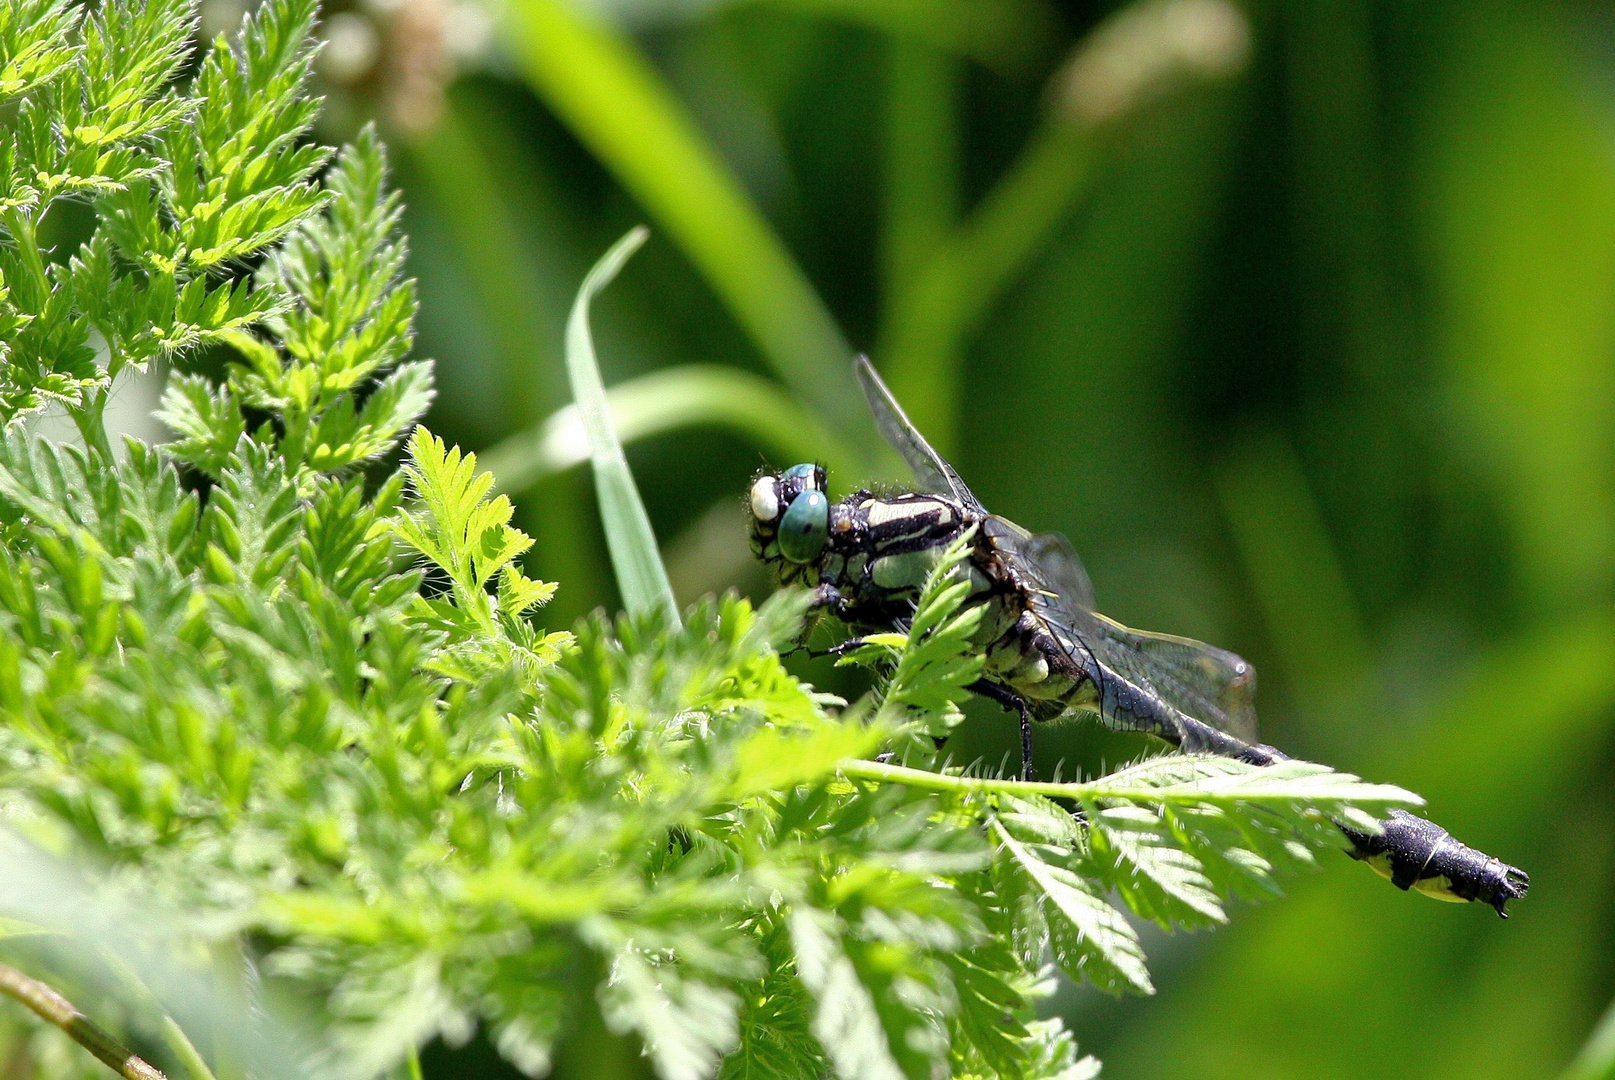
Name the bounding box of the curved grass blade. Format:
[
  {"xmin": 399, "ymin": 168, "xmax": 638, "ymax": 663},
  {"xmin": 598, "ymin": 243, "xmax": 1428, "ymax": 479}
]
[
  {"xmin": 481, "ymin": 363, "xmax": 863, "ymax": 496},
  {"xmin": 567, "ymin": 227, "xmax": 681, "ymax": 627}
]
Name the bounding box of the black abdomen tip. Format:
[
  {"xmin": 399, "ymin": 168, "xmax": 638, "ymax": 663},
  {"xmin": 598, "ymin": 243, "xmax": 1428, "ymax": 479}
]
[{"xmin": 1346, "ymin": 809, "xmax": 1529, "ymax": 918}]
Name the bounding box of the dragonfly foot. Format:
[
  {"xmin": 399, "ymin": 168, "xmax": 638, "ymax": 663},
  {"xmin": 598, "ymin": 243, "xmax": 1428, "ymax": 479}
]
[
  {"xmin": 1238, "ymin": 742, "xmax": 1287, "ymax": 767},
  {"xmin": 805, "ymin": 638, "xmax": 864, "ymax": 660},
  {"xmin": 967, "ymin": 679, "xmax": 1036, "ymax": 781}
]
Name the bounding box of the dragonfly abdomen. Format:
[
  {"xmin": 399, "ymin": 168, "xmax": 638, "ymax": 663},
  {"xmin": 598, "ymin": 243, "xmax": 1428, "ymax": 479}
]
[{"xmin": 988, "ymin": 618, "xmax": 1089, "ymax": 715}]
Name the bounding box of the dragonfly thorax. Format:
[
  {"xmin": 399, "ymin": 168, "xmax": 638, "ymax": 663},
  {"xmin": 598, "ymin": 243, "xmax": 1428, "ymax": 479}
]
[{"xmin": 758, "ymin": 481, "xmax": 1006, "ymax": 618}]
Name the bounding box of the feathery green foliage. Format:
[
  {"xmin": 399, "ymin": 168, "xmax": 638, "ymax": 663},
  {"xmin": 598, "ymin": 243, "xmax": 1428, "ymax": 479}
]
[
  {"xmin": 0, "ymin": 0, "xmax": 345, "ymax": 455},
  {"xmin": 839, "ymin": 529, "xmax": 989, "ymax": 751},
  {"xmin": 0, "ymin": 2, "xmax": 1427, "ymax": 1078},
  {"xmin": 157, "ymin": 121, "xmax": 430, "ymax": 478}
]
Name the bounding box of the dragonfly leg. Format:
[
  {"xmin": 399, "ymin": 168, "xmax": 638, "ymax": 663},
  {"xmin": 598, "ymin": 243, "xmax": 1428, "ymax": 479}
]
[
  {"xmin": 792, "ymin": 586, "xmax": 862, "ymax": 658},
  {"xmin": 967, "ymin": 679, "xmax": 1037, "ymax": 781},
  {"xmin": 1019, "ymin": 705, "xmax": 1033, "ymax": 781},
  {"xmin": 1236, "ymin": 742, "xmax": 1286, "ymax": 767},
  {"xmin": 804, "ymin": 638, "xmax": 864, "ymax": 660}
]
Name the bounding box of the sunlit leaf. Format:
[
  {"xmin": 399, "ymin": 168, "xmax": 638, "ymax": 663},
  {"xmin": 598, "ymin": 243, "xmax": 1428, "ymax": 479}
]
[{"xmin": 564, "ymin": 226, "xmax": 681, "ymax": 626}]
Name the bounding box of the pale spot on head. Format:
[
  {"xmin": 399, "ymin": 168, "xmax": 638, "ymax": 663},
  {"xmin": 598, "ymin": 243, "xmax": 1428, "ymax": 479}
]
[{"xmin": 750, "ymin": 475, "xmax": 780, "ymax": 522}]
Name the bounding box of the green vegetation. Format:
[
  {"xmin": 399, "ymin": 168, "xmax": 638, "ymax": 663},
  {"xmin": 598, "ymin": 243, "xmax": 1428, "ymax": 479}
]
[
  {"xmin": 3, "ymin": 0, "xmax": 1614, "ymax": 1077},
  {"xmin": 0, "ymin": 2, "xmax": 1489, "ymax": 1077}
]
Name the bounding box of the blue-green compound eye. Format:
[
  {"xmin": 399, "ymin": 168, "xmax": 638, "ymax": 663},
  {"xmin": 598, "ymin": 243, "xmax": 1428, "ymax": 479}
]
[
  {"xmin": 777, "ymin": 489, "xmax": 829, "ymax": 563},
  {"xmin": 784, "ymin": 462, "xmax": 821, "ymax": 488}
]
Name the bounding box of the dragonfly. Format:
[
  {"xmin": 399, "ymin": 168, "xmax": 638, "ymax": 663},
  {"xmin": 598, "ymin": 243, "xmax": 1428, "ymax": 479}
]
[{"xmin": 748, "ymin": 356, "xmax": 1529, "ymax": 917}]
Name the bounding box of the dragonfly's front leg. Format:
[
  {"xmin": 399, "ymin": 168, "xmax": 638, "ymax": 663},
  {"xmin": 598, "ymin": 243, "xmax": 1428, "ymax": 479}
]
[
  {"xmin": 967, "ymin": 679, "xmax": 1036, "ymax": 781},
  {"xmin": 805, "ymin": 638, "xmax": 864, "ymax": 660},
  {"xmin": 802, "ymin": 586, "xmax": 899, "ymax": 659},
  {"xmin": 789, "ymin": 585, "xmax": 853, "ymax": 659}
]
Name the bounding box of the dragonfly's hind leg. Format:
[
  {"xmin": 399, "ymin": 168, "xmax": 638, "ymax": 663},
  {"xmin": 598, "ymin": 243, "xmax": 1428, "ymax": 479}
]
[
  {"xmin": 804, "ymin": 638, "xmax": 861, "ymax": 660},
  {"xmin": 967, "ymin": 679, "xmax": 1036, "ymax": 781}
]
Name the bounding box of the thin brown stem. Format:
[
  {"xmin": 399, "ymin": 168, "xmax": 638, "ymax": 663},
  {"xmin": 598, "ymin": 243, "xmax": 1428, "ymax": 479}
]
[{"xmin": 0, "ymin": 961, "xmax": 167, "ymax": 1080}]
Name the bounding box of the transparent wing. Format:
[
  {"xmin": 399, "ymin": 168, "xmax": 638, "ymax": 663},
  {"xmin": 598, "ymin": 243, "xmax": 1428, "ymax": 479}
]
[
  {"xmin": 1083, "ymin": 615, "xmax": 1260, "ymax": 745},
  {"xmin": 983, "ymin": 518, "xmax": 1260, "ymax": 747},
  {"xmin": 1016, "ymin": 529, "xmax": 1096, "ymax": 613},
  {"xmin": 855, "ymin": 355, "xmax": 987, "ymax": 514}
]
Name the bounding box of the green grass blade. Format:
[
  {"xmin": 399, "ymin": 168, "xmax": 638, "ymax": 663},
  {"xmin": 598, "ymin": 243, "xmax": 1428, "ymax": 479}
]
[
  {"xmin": 508, "ymin": 0, "xmax": 867, "ymax": 452},
  {"xmin": 482, "ymin": 364, "xmax": 864, "ymax": 496},
  {"xmin": 567, "ymin": 227, "xmax": 681, "ymax": 627},
  {"xmin": 1561, "ymin": 995, "xmax": 1615, "ymax": 1080}
]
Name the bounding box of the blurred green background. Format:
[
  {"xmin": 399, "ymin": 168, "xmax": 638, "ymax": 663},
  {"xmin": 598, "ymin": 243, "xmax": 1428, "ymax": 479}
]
[{"xmin": 277, "ymin": 0, "xmax": 1615, "ymax": 1073}]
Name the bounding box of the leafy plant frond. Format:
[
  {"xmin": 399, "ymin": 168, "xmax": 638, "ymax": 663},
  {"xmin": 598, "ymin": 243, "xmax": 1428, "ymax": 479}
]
[
  {"xmin": 837, "ymin": 527, "xmax": 987, "ymax": 759},
  {"xmin": 390, "ymin": 425, "xmax": 568, "ymax": 680},
  {"xmin": 0, "ymin": 0, "xmax": 346, "ymax": 449}
]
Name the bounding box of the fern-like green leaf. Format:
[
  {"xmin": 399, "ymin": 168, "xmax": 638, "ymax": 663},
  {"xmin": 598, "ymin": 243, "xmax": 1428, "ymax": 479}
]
[
  {"xmin": 839, "ymin": 528, "xmax": 986, "ymax": 756},
  {"xmin": 991, "ymin": 817, "xmax": 1153, "ymax": 995},
  {"xmin": 788, "ymin": 907, "xmax": 908, "ymax": 1080},
  {"xmin": 0, "ymin": 0, "xmax": 81, "ymax": 101}
]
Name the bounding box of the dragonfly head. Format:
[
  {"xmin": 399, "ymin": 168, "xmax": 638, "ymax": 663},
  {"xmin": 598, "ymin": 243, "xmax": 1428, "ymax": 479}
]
[{"xmin": 749, "ymin": 463, "xmax": 829, "ymax": 572}]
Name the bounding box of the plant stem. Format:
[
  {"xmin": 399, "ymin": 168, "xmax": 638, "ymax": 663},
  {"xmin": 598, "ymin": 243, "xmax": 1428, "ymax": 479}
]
[
  {"xmin": 840, "ymin": 755, "xmax": 1090, "ymax": 801},
  {"xmin": 878, "ymin": 0, "xmax": 1252, "ymax": 453},
  {"xmin": 406, "ymin": 1046, "xmax": 425, "ymax": 1080},
  {"xmin": 881, "ymin": 41, "xmax": 959, "ymax": 308},
  {"xmin": 97, "ymin": 948, "xmax": 216, "ymax": 1080},
  {"xmin": 877, "ymin": 121, "xmax": 1094, "ymax": 455},
  {"xmin": 0, "ymin": 961, "xmax": 167, "ymax": 1080},
  {"xmin": 876, "ymin": 40, "xmax": 963, "ymax": 456},
  {"xmin": 15, "ymin": 230, "xmax": 51, "ymax": 302},
  {"xmin": 837, "ymin": 756, "xmax": 1416, "ymax": 809},
  {"xmin": 158, "ymin": 1014, "xmax": 217, "ymax": 1080},
  {"xmin": 72, "ymin": 386, "xmax": 117, "ymax": 462},
  {"xmin": 2, "ymin": 210, "xmax": 54, "ymax": 312}
]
